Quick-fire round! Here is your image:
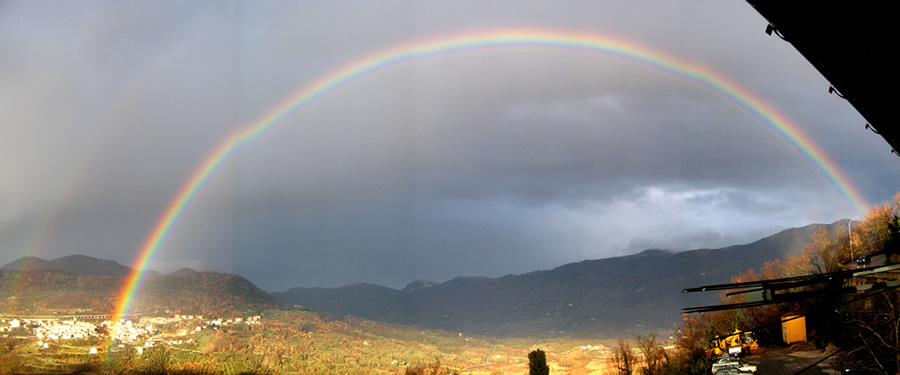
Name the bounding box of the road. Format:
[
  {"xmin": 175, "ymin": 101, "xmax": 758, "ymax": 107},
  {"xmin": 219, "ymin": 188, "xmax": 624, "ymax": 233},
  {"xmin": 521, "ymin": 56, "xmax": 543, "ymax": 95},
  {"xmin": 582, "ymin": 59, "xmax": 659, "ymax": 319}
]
[{"xmin": 751, "ymin": 346, "xmax": 840, "ymax": 375}]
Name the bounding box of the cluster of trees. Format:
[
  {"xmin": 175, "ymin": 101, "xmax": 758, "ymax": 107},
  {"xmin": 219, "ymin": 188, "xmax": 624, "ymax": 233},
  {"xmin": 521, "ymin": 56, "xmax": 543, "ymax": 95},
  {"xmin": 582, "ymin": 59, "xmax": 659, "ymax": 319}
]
[
  {"xmin": 403, "ymin": 359, "xmax": 455, "ymax": 375},
  {"xmin": 608, "ymin": 333, "xmax": 698, "ymax": 375},
  {"xmin": 669, "ymin": 193, "xmax": 900, "ymax": 374}
]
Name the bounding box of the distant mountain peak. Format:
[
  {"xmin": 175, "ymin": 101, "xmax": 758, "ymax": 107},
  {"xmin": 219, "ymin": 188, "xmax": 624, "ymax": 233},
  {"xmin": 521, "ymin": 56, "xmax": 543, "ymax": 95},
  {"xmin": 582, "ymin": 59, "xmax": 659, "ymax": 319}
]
[
  {"xmin": 1, "ymin": 254, "xmax": 134, "ymax": 278},
  {"xmin": 0, "ymin": 256, "xmax": 45, "ymax": 271},
  {"xmin": 402, "ymin": 279, "xmax": 440, "ymax": 292},
  {"xmin": 170, "ymin": 268, "xmax": 197, "ymax": 276},
  {"xmin": 634, "ymin": 249, "xmax": 672, "ymax": 256}
]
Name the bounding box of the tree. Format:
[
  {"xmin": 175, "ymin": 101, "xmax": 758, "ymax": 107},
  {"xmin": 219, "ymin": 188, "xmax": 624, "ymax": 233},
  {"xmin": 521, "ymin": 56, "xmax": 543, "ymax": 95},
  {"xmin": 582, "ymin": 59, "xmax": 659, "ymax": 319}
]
[
  {"xmin": 804, "ymin": 227, "xmax": 845, "ymax": 274},
  {"xmin": 636, "ymin": 332, "xmax": 667, "ymax": 375},
  {"xmin": 836, "ymin": 289, "xmax": 900, "ymax": 375},
  {"xmin": 528, "ymin": 349, "xmax": 550, "ymax": 375},
  {"xmin": 675, "ymin": 314, "xmax": 713, "ymax": 361},
  {"xmin": 855, "ymin": 200, "xmax": 896, "ymax": 257},
  {"xmin": 611, "ymin": 339, "xmax": 637, "ymax": 375}
]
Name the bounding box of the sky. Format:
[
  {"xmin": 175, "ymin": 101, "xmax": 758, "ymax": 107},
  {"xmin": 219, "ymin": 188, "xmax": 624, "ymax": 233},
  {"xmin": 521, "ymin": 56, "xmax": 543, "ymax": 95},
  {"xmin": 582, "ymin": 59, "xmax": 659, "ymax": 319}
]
[{"xmin": 1, "ymin": 1, "xmax": 897, "ymax": 292}]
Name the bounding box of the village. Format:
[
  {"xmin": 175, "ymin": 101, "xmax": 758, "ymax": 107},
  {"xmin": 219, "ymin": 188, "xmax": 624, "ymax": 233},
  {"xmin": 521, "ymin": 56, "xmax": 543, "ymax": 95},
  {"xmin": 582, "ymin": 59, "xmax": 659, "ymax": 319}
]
[{"xmin": 0, "ymin": 314, "xmax": 261, "ymax": 355}]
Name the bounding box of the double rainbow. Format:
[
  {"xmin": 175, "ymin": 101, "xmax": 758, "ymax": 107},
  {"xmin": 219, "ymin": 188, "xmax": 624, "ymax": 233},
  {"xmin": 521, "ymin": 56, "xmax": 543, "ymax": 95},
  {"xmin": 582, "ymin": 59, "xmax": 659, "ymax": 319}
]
[{"xmin": 110, "ymin": 29, "xmax": 869, "ymax": 321}]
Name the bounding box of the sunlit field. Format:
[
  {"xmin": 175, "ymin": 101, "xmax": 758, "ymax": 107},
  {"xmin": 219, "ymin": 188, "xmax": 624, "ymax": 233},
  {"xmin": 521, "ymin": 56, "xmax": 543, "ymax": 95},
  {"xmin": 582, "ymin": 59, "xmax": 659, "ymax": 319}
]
[{"xmin": 1, "ymin": 307, "xmax": 629, "ymax": 374}]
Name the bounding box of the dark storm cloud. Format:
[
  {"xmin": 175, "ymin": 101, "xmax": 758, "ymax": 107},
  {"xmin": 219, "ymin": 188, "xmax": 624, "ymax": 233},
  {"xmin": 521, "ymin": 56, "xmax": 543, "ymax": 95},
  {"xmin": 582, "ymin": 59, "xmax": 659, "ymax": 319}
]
[{"xmin": 1, "ymin": 1, "xmax": 896, "ymax": 291}]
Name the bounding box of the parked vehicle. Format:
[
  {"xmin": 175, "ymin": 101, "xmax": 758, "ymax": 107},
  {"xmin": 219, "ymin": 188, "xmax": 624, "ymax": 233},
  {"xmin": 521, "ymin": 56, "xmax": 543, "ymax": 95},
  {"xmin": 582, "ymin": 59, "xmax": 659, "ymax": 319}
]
[
  {"xmin": 713, "ymin": 367, "xmax": 754, "ymax": 375},
  {"xmin": 856, "ymin": 254, "xmax": 871, "ymax": 266},
  {"xmin": 712, "ymin": 356, "xmax": 758, "ymax": 374}
]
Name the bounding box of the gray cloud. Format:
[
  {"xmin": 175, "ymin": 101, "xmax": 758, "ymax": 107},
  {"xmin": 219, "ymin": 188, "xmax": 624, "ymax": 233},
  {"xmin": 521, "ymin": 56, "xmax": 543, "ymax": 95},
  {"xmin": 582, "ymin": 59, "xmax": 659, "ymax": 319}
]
[{"xmin": 1, "ymin": 1, "xmax": 896, "ymax": 291}]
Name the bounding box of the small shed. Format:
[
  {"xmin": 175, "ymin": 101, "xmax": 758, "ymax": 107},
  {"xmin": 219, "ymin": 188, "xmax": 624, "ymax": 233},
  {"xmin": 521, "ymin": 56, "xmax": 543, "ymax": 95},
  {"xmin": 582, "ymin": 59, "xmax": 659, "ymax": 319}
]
[{"xmin": 781, "ymin": 313, "xmax": 806, "ymax": 344}]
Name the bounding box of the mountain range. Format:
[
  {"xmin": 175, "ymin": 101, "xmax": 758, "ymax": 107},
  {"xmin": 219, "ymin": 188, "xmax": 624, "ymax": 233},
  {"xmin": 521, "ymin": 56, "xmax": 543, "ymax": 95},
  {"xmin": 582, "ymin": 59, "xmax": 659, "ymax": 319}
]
[
  {"xmin": 270, "ymin": 221, "xmax": 844, "ymax": 337},
  {"xmin": 0, "ymin": 221, "xmax": 843, "ymax": 337}
]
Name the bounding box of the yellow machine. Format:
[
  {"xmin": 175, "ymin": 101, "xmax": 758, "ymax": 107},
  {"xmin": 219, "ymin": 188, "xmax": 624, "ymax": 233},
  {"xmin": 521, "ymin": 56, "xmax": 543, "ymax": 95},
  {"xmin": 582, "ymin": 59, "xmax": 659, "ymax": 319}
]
[
  {"xmin": 708, "ymin": 330, "xmax": 759, "ymax": 358},
  {"xmin": 740, "ymin": 331, "xmax": 761, "ymax": 353}
]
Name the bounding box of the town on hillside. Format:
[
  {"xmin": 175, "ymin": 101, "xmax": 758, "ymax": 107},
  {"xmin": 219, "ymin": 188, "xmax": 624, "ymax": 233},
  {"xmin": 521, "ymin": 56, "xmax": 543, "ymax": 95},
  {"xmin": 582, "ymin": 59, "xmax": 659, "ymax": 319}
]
[{"xmin": 1, "ymin": 314, "xmax": 260, "ymax": 355}]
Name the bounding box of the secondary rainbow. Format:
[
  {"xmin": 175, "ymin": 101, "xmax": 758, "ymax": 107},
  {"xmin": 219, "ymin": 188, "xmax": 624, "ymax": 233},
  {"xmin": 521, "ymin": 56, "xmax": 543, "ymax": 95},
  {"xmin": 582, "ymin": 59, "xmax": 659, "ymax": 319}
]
[{"xmin": 110, "ymin": 29, "xmax": 870, "ymax": 321}]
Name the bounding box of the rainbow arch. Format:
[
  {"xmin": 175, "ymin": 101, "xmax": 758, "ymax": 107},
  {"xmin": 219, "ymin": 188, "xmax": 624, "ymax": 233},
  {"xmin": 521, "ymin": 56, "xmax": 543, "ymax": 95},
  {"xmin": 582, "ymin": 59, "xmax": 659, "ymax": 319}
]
[{"xmin": 110, "ymin": 29, "xmax": 870, "ymax": 322}]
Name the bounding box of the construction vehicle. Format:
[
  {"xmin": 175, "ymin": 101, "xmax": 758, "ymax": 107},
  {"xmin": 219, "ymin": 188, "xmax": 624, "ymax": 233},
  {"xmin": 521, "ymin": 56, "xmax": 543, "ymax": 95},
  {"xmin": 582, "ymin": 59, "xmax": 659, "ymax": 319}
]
[{"xmin": 708, "ymin": 330, "xmax": 760, "ymax": 358}]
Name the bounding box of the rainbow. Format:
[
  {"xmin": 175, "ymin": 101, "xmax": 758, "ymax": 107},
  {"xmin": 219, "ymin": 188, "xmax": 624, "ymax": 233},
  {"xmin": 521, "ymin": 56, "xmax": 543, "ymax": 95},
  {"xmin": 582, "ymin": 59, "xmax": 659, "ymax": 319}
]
[{"xmin": 110, "ymin": 29, "xmax": 870, "ymax": 321}]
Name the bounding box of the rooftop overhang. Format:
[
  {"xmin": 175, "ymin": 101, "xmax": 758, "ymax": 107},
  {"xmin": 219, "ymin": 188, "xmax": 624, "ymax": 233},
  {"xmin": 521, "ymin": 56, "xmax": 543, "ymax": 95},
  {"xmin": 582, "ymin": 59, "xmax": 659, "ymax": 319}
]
[{"xmin": 747, "ymin": 0, "xmax": 900, "ymax": 155}]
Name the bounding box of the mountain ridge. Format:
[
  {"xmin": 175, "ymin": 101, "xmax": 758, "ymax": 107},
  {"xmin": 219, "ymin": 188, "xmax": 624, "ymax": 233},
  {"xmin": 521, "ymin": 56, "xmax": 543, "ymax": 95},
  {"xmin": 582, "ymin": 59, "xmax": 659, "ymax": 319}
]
[
  {"xmin": 272, "ymin": 221, "xmax": 845, "ymax": 337},
  {"xmin": 0, "ymin": 254, "xmax": 172, "ymax": 279},
  {"xmin": 0, "ymin": 221, "xmax": 844, "ymax": 337},
  {"xmin": 1, "ymin": 254, "xmax": 136, "ymax": 278},
  {"xmin": 0, "ymin": 264, "xmax": 276, "ymax": 317}
]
